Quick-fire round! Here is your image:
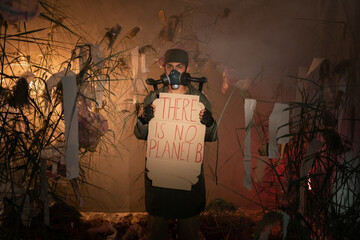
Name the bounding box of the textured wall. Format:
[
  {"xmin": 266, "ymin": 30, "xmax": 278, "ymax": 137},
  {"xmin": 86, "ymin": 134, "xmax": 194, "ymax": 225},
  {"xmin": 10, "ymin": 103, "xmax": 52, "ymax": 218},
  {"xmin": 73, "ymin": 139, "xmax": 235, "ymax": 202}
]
[{"xmin": 56, "ymin": 0, "xmax": 358, "ymax": 212}]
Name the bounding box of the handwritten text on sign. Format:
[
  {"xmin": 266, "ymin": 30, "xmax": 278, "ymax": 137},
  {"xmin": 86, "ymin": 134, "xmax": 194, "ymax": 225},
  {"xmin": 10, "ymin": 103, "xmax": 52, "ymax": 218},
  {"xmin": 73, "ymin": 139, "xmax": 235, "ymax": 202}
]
[{"xmin": 146, "ymin": 93, "xmax": 205, "ymax": 191}]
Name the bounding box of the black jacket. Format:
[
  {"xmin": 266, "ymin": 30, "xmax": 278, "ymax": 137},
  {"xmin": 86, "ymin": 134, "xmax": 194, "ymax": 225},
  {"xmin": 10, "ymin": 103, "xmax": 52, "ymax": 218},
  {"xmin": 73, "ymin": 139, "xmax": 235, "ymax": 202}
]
[{"xmin": 134, "ymin": 85, "xmax": 217, "ymax": 219}]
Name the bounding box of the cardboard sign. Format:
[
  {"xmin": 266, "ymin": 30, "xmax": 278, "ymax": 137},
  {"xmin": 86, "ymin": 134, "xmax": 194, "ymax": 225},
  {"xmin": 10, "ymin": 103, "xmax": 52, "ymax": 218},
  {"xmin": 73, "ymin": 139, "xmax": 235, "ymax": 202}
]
[{"xmin": 146, "ymin": 92, "xmax": 206, "ymax": 191}]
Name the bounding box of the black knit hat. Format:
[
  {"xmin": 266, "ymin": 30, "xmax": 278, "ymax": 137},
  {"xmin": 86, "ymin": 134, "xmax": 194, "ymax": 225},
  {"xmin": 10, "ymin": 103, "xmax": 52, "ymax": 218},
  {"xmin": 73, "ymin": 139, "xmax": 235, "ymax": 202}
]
[{"xmin": 164, "ymin": 48, "xmax": 188, "ymax": 66}]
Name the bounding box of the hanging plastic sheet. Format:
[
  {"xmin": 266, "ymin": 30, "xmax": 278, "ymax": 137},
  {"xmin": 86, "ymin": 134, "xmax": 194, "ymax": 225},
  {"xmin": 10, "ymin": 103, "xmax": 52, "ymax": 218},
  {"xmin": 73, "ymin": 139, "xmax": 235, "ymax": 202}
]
[
  {"xmin": 91, "ymin": 44, "xmax": 106, "ymax": 69},
  {"xmin": 95, "ymin": 78, "xmax": 105, "ymax": 109},
  {"xmin": 140, "ymin": 52, "xmax": 148, "ymax": 73},
  {"xmin": 332, "ymin": 151, "xmax": 360, "ymax": 215},
  {"xmin": 46, "ymin": 69, "xmax": 68, "ymax": 92},
  {"xmin": 131, "ymin": 46, "xmax": 139, "ymax": 104},
  {"xmin": 131, "ymin": 47, "xmax": 148, "ymax": 103},
  {"xmin": 280, "ymin": 210, "xmax": 290, "ymax": 239},
  {"xmin": 44, "ymin": 69, "xmax": 68, "ymax": 110},
  {"xmin": 306, "ymin": 58, "xmax": 326, "ymax": 77},
  {"xmin": 268, "ymin": 103, "xmax": 289, "ymax": 159},
  {"xmin": 137, "ymin": 52, "xmax": 148, "ymax": 93},
  {"xmin": 243, "ymin": 99, "xmax": 256, "ymax": 190},
  {"xmin": 91, "ymin": 44, "xmax": 106, "ymax": 108},
  {"xmin": 61, "ymin": 72, "xmax": 79, "ymax": 179}
]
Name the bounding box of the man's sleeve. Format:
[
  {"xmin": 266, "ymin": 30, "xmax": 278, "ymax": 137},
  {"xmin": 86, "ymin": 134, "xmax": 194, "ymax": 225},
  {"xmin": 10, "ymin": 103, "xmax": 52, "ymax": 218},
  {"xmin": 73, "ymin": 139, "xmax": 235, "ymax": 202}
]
[
  {"xmin": 200, "ymin": 94, "xmax": 218, "ymax": 142},
  {"xmin": 133, "ymin": 92, "xmax": 155, "ymax": 140},
  {"xmin": 134, "ymin": 118, "xmax": 149, "ymax": 140}
]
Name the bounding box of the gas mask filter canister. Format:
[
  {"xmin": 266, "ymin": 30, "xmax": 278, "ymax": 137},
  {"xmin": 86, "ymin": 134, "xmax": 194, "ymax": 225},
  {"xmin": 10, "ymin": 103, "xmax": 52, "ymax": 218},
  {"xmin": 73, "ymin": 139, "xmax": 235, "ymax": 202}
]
[{"xmin": 165, "ymin": 69, "xmax": 182, "ymax": 89}]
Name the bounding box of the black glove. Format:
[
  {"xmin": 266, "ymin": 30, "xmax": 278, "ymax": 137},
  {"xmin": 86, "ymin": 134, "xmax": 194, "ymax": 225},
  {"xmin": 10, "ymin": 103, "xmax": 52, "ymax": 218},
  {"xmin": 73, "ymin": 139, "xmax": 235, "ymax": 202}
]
[
  {"xmin": 138, "ymin": 104, "xmax": 154, "ymax": 125},
  {"xmin": 201, "ymin": 108, "xmax": 214, "ymax": 127}
]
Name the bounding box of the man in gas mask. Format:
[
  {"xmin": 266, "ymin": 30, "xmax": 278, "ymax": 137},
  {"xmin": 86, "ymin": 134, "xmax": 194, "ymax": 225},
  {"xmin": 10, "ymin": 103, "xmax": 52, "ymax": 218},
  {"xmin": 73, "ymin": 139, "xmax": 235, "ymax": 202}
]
[{"xmin": 134, "ymin": 48, "xmax": 217, "ymax": 240}]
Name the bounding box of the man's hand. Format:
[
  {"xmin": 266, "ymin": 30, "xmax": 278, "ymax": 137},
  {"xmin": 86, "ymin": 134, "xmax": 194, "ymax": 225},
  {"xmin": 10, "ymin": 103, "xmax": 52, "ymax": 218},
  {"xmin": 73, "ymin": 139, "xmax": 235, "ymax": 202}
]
[
  {"xmin": 200, "ymin": 108, "xmax": 214, "ymax": 127},
  {"xmin": 138, "ymin": 104, "xmax": 155, "ymax": 124}
]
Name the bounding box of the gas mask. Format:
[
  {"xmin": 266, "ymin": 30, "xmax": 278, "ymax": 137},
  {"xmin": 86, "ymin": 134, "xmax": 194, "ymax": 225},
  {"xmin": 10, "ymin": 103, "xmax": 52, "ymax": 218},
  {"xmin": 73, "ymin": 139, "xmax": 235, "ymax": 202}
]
[{"xmin": 161, "ymin": 69, "xmax": 189, "ymax": 89}]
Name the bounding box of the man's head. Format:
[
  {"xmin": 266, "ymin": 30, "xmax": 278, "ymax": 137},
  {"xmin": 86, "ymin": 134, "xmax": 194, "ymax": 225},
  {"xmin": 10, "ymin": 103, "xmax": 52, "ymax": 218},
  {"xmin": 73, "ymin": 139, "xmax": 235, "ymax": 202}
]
[{"xmin": 164, "ymin": 48, "xmax": 188, "ymax": 75}]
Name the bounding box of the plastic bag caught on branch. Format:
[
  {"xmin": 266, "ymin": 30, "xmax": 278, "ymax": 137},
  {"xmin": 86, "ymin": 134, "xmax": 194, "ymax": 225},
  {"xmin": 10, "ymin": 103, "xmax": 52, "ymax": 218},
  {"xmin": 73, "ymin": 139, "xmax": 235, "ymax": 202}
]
[{"xmin": 78, "ymin": 97, "xmax": 108, "ymax": 149}]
